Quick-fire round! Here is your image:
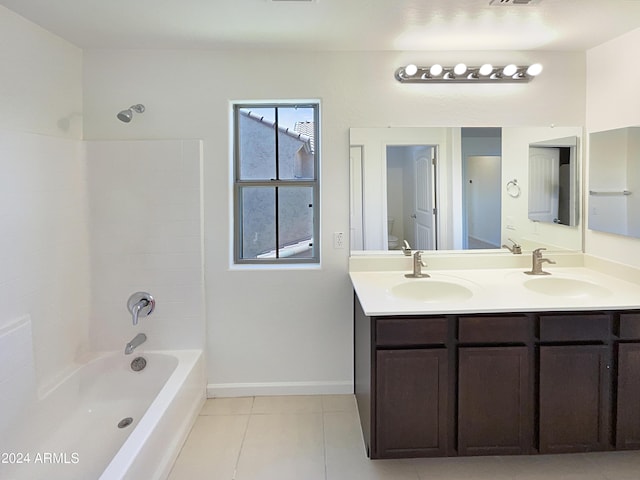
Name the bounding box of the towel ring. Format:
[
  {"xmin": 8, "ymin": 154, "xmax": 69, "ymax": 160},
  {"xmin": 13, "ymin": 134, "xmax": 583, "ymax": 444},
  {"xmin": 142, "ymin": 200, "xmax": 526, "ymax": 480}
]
[{"xmin": 506, "ymin": 179, "xmax": 521, "ymax": 198}]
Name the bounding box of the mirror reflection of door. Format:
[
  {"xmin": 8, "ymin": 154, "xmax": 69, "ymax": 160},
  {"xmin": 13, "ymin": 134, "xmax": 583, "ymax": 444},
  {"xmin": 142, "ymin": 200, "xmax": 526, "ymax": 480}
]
[
  {"xmin": 528, "ymin": 147, "xmax": 561, "ymax": 223},
  {"xmin": 386, "ymin": 145, "xmax": 436, "ymax": 250},
  {"xmin": 465, "ymin": 156, "xmax": 502, "ymax": 249}
]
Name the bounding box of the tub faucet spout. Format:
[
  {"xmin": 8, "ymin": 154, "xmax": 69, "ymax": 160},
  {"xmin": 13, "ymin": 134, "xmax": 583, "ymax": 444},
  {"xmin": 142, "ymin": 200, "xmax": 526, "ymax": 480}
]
[{"xmin": 125, "ymin": 333, "xmax": 147, "ymax": 355}]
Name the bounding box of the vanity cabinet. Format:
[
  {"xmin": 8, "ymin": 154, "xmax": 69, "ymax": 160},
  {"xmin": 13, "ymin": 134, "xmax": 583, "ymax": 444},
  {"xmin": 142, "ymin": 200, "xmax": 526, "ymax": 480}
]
[
  {"xmin": 374, "ymin": 317, "xmax": 449, "ymax": 458},
  {"xmin": 355, "ymin": 296, "xmax": 640, "ymax": 459},
  {"xmin": 376, "ymin": 349, "xmax": 448, "ymax": 457},
  {"xmin": 457, "ymin": 315, "xmax": 533, "ymax": 456},
  {"xmin": 616, "ymin": 313, "xmax": 640, "ymax": 449},
  {"xmin": 538, "ymin": 313, "xmax": 612, "ymax": 453},
  {"xmin": 539, "ymin": 345, "xmax": 611, "ymax": 453}
]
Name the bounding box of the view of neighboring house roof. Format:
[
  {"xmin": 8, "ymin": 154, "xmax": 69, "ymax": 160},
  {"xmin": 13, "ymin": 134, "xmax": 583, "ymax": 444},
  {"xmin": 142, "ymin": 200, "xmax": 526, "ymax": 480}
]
[
  {"xmin": 240, "ymin": 109, "xmax": 314, "ymax": 153},
  {"xmin": 294, "ymin": 121, "xmax": 315, "ymax": 153}
]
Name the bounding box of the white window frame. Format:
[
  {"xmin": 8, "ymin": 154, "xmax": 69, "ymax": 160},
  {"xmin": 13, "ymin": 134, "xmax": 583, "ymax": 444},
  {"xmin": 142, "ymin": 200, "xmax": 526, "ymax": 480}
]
[{"xmin": 232, "ymin": 101, "xmax": 320, "ymax": 265}]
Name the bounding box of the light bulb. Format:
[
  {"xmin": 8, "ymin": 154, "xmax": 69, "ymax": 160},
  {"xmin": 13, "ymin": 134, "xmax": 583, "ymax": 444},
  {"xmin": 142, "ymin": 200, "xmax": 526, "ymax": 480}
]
[
  {"xmin": 503, "ymin": 64, "xmax": 518, "ymax": 76},
  {"xmin": 404, "ymin": 64, "xmax": 418, "ymax": 76},
  {"xmin": 526, "ymin": 63, "xmax": 543, "ymax": 76},
  {"xmin": 479, "ymin": 64, "xmax": 493, "ymax": 76},
  {"xmin": 454, "ymin": 63, "xmax": 467, "ymax": 75},
  {"xmin": 429, "ymin": 64, "xmax": 443, "ymax": 76}
]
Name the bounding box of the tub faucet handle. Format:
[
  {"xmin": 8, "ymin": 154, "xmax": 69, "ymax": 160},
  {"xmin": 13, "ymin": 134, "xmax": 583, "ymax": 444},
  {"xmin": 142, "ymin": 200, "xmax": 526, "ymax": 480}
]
[{"xmin": 127, "ymin": 292, "xmax": 155, "ymax": 326}]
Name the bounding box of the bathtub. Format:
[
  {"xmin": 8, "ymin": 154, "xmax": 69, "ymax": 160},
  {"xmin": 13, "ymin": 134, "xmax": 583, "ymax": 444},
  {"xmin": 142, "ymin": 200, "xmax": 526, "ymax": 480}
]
[{"xmin": 1, "ymin": 349, "xmax": 205, "ymax": 480}]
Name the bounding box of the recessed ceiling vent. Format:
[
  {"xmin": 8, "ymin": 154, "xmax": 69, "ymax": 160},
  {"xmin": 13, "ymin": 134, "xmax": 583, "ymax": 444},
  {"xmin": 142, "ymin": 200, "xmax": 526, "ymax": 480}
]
[{"xmin": 489, "ymin": 0, "xmax": 540, "ymax": 5}]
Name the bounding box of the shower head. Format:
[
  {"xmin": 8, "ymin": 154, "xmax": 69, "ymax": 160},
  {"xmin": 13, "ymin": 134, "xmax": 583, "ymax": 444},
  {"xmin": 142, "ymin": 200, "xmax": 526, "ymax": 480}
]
[{"xmin": 117, "ymin": 104, "xmax": 145, "ymax": 123}]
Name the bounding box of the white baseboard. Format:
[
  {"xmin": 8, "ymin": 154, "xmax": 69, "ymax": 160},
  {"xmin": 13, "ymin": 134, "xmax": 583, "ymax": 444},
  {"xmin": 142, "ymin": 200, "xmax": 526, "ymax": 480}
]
[{"xmin": 207, "ymin": 380, "xmax": 353, "ymax": 398}]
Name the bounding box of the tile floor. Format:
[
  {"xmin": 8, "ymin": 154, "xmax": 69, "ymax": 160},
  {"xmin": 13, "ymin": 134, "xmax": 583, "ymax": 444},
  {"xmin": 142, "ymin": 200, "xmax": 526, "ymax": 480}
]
[{"xmin": 168, "ymin": 395, "xmax": 640, "ymax": 480}]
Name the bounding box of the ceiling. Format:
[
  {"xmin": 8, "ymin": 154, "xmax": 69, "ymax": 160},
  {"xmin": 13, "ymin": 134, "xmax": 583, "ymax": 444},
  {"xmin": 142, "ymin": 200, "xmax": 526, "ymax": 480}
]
[{"xmin": 2, "ymin": 0, "xmax": 640, "ymax": 51}]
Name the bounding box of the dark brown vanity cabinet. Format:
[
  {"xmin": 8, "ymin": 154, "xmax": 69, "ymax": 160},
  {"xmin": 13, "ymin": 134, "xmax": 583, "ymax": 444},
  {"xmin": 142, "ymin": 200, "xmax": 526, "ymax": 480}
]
[
  {"xmin": 538, "ymin": 314, "xmax": 612, "ymax": 454},
  {"xmin": 457, "ymin": 315, "xmax": 533, "ymax": 456},
  {"xmin": 616, "ymin": 313, "xmax": 640, "ymax": 449},
  {"xmin": 354, "ymin": 297, "xmax": 640, "ymax": 459},
  {"xmin": 539, "ymin": 344, "xmax": 611, "ymax": 453},
  {"xmin": 458, "ymin": 346, "xmax": 531, "ymax": 456},
  {"xmin": 376, "ymin": 348, "xmax": 448, "ymax": 457},
  {"xmin": 374, "ymin": 316, "xmax": 449, "ymax": 458}
]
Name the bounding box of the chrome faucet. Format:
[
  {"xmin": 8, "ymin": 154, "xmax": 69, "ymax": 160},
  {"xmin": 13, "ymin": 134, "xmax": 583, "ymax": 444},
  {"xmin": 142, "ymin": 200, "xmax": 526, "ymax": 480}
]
[
  {"xmin": 525, "ymin": 248, "xmax": 556, "ymax": 275},
  {"xmin": 127, "ymin": 292, "xmax": 155, "ymax": 326},
  {"xmin": 124, "ymin": 333, "xmax": 147, "ymax": 355},
  {"xmin": 401, "ymin": 240, "xmax": 412, "ymax": 256},
  {"xmin": 405, "ymin": 250, "xmax": 429, "ymax": 278},
  {"xmin": 502, "ymin": 238, "xmax": 522, "ymax": 255}
]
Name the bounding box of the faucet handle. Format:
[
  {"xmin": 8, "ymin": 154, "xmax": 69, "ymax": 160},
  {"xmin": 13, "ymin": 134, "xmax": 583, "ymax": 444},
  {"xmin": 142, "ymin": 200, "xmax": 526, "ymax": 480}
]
[
  {"xmin": 533, "ymin": 247, "xmax": 546, "ymax": 256},
  {"xmin": 127, "ymin": 292, "xmax": 155, "ymax": 326}
]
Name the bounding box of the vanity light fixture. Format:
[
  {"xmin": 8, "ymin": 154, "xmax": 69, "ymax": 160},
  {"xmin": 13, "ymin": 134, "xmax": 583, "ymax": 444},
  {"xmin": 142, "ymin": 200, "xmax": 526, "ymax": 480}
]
[{"xmin": 395, "ymin": 63, "xmax": 543, "ymax": 83}]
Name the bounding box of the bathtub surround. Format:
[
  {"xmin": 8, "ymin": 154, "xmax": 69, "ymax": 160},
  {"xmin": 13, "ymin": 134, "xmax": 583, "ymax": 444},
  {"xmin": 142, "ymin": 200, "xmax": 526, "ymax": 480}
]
[
  {"xmin": 85, "ymin": 139, "xmax": 205, "ymax": 352},
  {"xmin": 0, "ymin": 316, "xmax": 36, "ymax": 450},
  {"xmin": 0, "ymin": 130, "xmax": 90, "ymax": 396},
  {"xmin": 0, "ymin": 10, "xmax": 207, "ymax": 475}
]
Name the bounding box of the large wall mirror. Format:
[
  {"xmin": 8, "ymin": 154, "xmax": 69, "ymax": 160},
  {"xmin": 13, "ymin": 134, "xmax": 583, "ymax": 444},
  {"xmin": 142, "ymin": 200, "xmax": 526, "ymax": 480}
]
[
  {"xmin": 588, "ymin": 126, "xmax": 639, "ymax": 238},
  {"xmin": 350, "ymin": 126, "xmax": 583, "ymax": 254}
]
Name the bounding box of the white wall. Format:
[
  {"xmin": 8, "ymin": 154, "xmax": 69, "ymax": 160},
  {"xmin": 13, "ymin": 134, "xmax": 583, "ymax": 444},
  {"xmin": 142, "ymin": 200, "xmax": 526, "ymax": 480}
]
[
  {"xmin": 586, "ymin": 27, "xmax": 640, "ymax": 267},
  {"xmin": 82, "ymin": 48, "xmax": 586, "ymax": 395},
  {"xmin": 0, "ymin": 6, "xmax": 82, "ymax": 139},
  {"xmin": 0, "ymin": 4, "xmax": 86, "ymax": 409}
]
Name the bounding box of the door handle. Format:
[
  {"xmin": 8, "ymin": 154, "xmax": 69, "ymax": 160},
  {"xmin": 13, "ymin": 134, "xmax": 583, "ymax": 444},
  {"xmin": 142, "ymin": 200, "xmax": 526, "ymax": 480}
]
[{"xmin": 410, "ymin": 214, "xmax": 417, "ymax": 219}]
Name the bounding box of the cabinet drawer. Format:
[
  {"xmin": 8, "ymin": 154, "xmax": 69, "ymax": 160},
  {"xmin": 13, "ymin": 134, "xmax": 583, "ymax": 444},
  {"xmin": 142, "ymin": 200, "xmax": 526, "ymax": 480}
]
[
  {"xmin": 620, "ymin": 313, "xmax": 640, "ymax": 340},
  {"xmin": 539, "ymin": 314, "xmax": 610, "ymax": 342},
  {"xmin": 459, "ymin": 316, "xmax": 531, "ymax": 344},
  {"xmin": 376, "ymin": 317, "xmax": 447, "ymax": 347}
]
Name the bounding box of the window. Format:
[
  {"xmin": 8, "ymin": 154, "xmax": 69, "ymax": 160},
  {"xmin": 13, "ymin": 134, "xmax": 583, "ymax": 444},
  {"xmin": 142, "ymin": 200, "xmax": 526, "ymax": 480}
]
[{"xmin": 233, "ymin": 102, "xmax": 319, "ymax": 264}]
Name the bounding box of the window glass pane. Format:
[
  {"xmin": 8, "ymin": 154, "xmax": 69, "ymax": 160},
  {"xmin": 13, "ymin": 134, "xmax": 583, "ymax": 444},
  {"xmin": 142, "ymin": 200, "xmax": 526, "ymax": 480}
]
[
  {"xmin": 277, "ymin": 106, "xmax": 316, "ymax": 180},
  {"xmin": 241, "ymin": 187, "xmax": 275, "ymax": 259},
  {"xmin": 238, "ymin": 107, "xmax": 276, "ymax": 180},
  {"xmin": 277, "ymin": 187, "xmax": 314, "ymax": 259}
]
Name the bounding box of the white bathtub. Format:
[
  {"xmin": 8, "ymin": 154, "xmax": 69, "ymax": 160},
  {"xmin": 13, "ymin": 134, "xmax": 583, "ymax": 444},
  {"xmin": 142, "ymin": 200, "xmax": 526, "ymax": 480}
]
[{"xmin": 1, "ymin": 349, "xmax": 205, "ymax": 480}]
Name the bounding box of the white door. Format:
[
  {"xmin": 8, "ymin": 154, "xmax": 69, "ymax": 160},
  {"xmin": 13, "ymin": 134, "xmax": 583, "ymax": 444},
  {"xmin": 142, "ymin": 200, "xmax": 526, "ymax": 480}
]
[
  {"xmin": 413, "ymin": 149, "xmax": 436, "ymax": 250},
  {"xmin": 528, "ymin": 147, "xmax": 560, "ymax": 223}
]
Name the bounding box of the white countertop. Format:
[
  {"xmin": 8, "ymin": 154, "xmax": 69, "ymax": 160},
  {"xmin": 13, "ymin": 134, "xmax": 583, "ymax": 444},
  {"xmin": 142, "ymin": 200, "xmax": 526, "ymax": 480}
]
[{"xmin": 350, "ymin": 266, "xmax": 640, "ymax": 316}]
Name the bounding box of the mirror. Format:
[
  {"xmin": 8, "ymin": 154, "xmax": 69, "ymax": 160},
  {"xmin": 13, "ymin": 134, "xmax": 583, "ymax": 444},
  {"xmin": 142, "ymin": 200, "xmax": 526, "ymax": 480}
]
[
  {"xmin": 588, "ymin": 126, "xmax": 640, "ymax": 238},
  {"xmin": 528, "ymin": 136, "xmax": 579, "ymax": 227},
  {"xmin": 350, "ymin": 126, "xmax": 583, "ymax": 254}
]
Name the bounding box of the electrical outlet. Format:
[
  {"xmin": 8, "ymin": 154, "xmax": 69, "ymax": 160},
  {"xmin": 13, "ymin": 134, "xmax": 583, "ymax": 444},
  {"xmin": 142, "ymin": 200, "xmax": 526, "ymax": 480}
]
[{"xmin": 333, "ymin": 232, "xmax": 345, "ymax": 249}]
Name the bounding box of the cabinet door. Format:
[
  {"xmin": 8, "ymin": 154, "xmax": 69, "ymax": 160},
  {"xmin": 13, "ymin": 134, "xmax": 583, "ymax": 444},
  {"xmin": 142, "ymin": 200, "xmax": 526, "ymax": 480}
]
[
  {"xmin": 375, "ymin": 349, "xmax": 448, "ymax": 458},
  {"xmin": 617, "ymin": 343, "xmax": 640, "ymax": 449},
  {"xmin": 539, "ymin": 345, "xmax": 611, "ymax": 453},
  {"xmin": 458, "ymin": 347, "xmax": 531, "ymax": 455}
]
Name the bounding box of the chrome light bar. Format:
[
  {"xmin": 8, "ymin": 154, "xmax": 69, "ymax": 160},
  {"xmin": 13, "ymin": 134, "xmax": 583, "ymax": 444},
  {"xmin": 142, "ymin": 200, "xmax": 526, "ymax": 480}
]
[{"xmin": 395, "ymin": 63, "xmax": 543, "ymax": 84}]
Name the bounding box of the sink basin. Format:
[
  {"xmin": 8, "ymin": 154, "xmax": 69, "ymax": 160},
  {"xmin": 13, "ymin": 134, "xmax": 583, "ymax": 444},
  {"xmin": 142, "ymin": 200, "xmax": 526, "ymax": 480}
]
[
  {"xmin": 389, "ymin": 280, "xmax": 474, "ymax": 303},
  {"xmin": 523, "ymin": 277, "xmax": 612, "ymax": 298}
]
